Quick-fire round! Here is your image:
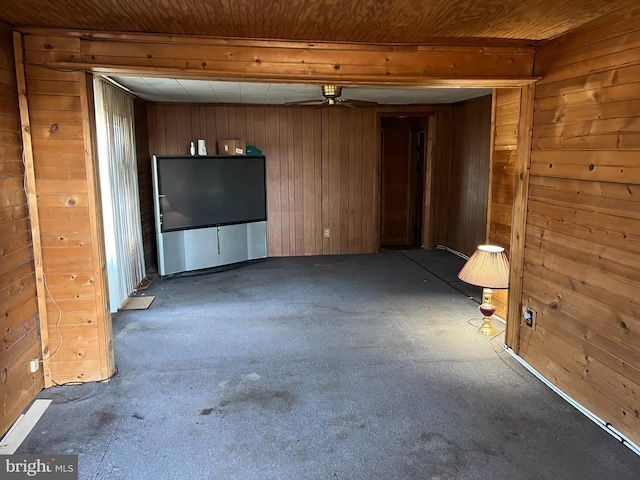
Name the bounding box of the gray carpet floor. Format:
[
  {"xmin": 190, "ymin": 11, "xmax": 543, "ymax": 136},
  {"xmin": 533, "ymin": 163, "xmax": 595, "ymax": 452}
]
[{"xmin": 17, "ymin": 250, "xmax": 640, "ymax": 479}]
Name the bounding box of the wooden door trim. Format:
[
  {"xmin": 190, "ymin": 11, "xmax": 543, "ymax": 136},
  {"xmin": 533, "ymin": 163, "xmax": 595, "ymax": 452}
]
[{"xmin": 505, "ymin": 84, "xmax": 535, "ymax": 351}]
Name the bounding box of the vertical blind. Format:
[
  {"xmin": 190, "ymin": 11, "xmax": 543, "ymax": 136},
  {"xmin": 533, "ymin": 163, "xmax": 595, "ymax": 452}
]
[{"xmin": 94, "ymin": 77, "xmax": 145, "ymax": 312}]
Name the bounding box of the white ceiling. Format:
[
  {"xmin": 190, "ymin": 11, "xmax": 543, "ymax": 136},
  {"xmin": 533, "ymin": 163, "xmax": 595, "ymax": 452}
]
[{"xmin": 108, "ymin": 76, "xmax": 492, "ymax": 105}]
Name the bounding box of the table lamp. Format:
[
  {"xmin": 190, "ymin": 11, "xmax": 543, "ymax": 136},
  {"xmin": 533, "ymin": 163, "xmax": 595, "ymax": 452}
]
[{"xmin": 457, "ymin": 245, "xmax": 510, "ymax": 335}]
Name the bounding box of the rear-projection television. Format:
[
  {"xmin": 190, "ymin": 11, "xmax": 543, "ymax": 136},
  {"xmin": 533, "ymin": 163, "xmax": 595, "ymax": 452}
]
[{"xmin": 153, "ymin": 155, "xmax": 266, "ymax": 232}]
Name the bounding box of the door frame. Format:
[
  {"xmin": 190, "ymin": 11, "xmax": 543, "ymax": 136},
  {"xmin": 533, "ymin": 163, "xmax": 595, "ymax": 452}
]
[{"xmin": 376, "ymin": 111, "xmax": 437, "ymax": 251}]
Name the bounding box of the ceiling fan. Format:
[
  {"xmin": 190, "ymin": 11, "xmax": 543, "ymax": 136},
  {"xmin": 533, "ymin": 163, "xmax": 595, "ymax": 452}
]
[{"xmin": 285, "ymin": 85, "xmax": 378, "ymax": 107}]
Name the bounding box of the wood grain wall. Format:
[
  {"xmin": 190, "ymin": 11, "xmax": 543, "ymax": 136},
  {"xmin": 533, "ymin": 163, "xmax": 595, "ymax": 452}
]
[
  {"xmin": 146, "ymin": 103, "xmax": 452, "ymax": 258},
  {"xmin": 0, "ymin": 23, "xmax": 43, "ymax": 436},
  {"xmin": 442, "ymin": 95, "xmax": 492, "ymax": 256},
  {"xmin": 487, "ymin": 89, "xmax": 521, "ymax": 319},
  {"xmin": 19, "ymin": 35, "xmax": 114, "ymax": 385},
  {"xmin": 520, "ymin": 7, "xmax": 640, "ymax": 446}
]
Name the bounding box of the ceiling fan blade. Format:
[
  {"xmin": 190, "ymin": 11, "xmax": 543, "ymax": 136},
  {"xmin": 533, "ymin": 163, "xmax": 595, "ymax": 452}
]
[
  {"xmin": 342, "ymin": 99, "xmax": 379, "ymax": 107},
  {"xmin": 284, "ymin": 99, "xmax": 325, "ymax": 106}
]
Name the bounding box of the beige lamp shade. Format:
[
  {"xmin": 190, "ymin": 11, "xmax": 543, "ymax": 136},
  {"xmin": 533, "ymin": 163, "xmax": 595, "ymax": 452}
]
[{"xmin": 457, "ymin": 245, "xmax": 510, "ymax": 289}]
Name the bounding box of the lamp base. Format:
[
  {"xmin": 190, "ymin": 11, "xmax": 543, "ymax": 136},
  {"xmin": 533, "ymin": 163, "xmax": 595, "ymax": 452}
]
[
  {"xmin": 477, "ymin": 288, "xmax": 497, "ymax": 336},
  {"xmin": 477, "ymin": 317, "xmax": 497, "ymax": 336}
]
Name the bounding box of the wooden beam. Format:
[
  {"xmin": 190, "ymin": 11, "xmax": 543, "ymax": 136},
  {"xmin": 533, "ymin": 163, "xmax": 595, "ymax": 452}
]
[
  {"xmin": 505, "ymin": 83, "xmax": 535, "ymax": 351},
  {"xmin": 12, "ymin": 31, "xmax": 52, "ymax": 387},
  {"xmin": 18, "ymin": 28, "xmax": 538, "ymax": 87}
]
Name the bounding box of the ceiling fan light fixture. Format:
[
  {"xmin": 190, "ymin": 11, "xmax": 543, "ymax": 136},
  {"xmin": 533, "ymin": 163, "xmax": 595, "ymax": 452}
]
[
  {"xmin": 322, "ymin": 85, "xmax": 342, "ymax": 98},
  {"xmin": 284, "ymin": 84, "xmax": 378, "ymax": 107}
]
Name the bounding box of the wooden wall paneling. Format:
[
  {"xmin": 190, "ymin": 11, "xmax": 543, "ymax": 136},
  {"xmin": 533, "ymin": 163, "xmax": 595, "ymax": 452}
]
[
  {"xmin": 289, "ymin": 107, "xmax": 299, "ymax": 256},
  {"xmin": 337, "ymin": 109, "xmax": 347, "ymax": 253},
  {"xmin": 350, "ymin": 108, "xmax": 363, "ymax": 254},
  {"xmin": 314, "ymin": 106, "xmax": 325, "ymax": 254},
  {"xmin": 78, "ymin": 72, "xmax": 114, "ymax": 380},
  {"xmin": 227, "ymin": 106, "xmax": 237, "ymax": 139},
  {"xmin": 340, "ymin": 109, "xmax": 350, "ymax": 253},
  {"xmin": 162, "ymin": 104, "xmax": 178, "ymax": 154},
  {"xmin": 264, "ymin": 106, "xmax": 282, "ymax": 256},
  {"xmin": 505, "ymin": 84, "xmax": 534, "ymax": 350},
  {"xmin": 432, "ymin": 107, "xmax": 452, "ymax": 248},
  {"xmin": 444, "ymin": 96, "xmax": 492, "ymax": 256},
  {"xmin": 174, "ymin": 105, "xmax": 191, "ymax": 155},
  {"xmin": 361, "ymin": 108, "xmax": 377, "ymax": 253},
  {"xmin": 285, "ymin": 108, "xmax": 295, "ymax": 253},
  {"xmin": 244, "ymin": 106, "xmax": 255, "ymax": 148},
  {"xmin": 323, "ymin": 108, "xmax": 341, "ymax": 254},
  {"xmin": 1, "ymin": 331, "xmax": 42, "ymax": 435},
  {"xmin": 519, "ymin": 7, "xmax": 640, "ymax": 446},
  {"xmin": 302, "ymin": 108, "xmax": 321, "ymax": 255},
  {"xmin": 0, "ymin": 25, "xmax": 43, "ymax": 436},
  {"xmin": 292, "ymin": 108, "xmax": 305, "ymax": 255},
  {"xmin": 215, "ymin": 106, "xmax": 229, "ymax": 141},
  {"xmin": 145, "ymin": 103, "xmax": 474, "ymax": 258},
  {"xmin": 19, "ymin": 33, "xmax": 114, "ymax": 385},
  {"xmin": 198, "ymin": 105, "xmax": 209, "ymax": 142},
  {"xmin": 278, "ymin": 106, "xmax": 291, "ymax": 257},
  {"xmin": 203, "ymin": 105, "xmax": 216, "ymax": 146},
  {"xmin": 517, "ymin": 307, "xmax": 640, "ymax": 436},
  {"xmin": 10, "ymin": 31, "xmax": 49, "ymax": 392},
  {"xmin": 487, "ymin": 88, "xmax": 522, "ymax": 319},
  {"xmin": 188, "ymin": 105, "xmax": 201, "ymax": 141},
  {"xmin": 485, "ymin": 92, "xmax": 498, "ymax": 243}
]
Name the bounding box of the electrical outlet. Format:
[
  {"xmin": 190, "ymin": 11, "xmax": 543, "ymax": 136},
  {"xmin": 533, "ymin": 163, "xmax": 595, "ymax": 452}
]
[
  {"xmin": 523, "ymin": 307, "xmax": 536, "ymax": 329},
  {"xmin": 323, "ymin": 228, "xmax": 331, "ymax": 238},
  {"xmin": 30, "ymin": 358, "xmax": 39, "ymax": 373}
]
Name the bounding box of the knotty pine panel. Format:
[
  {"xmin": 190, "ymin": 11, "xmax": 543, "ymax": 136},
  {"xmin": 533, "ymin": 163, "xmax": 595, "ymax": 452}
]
[
  {"xmin": 522, "ymin": 8, "xmax": 640, "ymax": 445},
  {"xmin": 20, "ymin": 38, "xmax": 114, "ymax": 385},
  {"xmin": 487, "ymin": 89, "xmax": 521, "ymax": 319},
  {"xmin": 0, "ymin": 24, "xmax": 43, "ymax": 436},
  {"xmin": 0, "ymin": 28, "xmax": 36, "ymax": 433}
]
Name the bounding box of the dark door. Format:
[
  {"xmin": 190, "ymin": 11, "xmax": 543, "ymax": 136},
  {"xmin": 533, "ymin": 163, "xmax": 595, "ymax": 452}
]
[{"xmin": 380, "ymin": 116, "xmax": 427, "ymax": 247}]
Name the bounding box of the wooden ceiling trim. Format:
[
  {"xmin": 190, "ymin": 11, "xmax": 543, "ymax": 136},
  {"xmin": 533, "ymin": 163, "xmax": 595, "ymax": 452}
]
[{"xmin": 21, "ymin": 30, "xmax": 537, "ymax": 87}]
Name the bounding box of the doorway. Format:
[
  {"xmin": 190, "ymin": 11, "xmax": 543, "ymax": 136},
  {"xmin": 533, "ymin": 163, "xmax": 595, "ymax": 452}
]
[{"xmin": 380, "ymin": 115, "xmax": 429, "ymax": 248}]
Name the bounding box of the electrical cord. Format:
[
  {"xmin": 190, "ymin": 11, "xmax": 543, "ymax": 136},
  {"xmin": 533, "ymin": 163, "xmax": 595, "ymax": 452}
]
[
  {"xmin": 21, "ymin": 151, "xmax": 64, "ymax": 373},
  {"xmin": 50, "ymin": 366, "xmax": 119, "ymax": 388}
]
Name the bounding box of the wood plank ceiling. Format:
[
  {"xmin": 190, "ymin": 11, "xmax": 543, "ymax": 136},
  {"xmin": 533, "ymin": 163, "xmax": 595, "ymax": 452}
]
[{"xmin": 1, "ymin": 0, "xmax": 638, "ymax": 45}]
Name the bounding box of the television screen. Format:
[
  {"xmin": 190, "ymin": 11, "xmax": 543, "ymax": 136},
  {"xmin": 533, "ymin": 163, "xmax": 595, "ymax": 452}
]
[{"xmin": 155, "ymin": 156, "xmax": 266, "ymax": 232}]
